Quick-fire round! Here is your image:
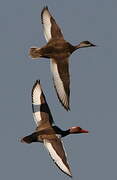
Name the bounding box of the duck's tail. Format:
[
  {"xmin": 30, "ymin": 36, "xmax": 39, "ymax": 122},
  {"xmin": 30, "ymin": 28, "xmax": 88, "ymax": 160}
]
[
  {"xmin": 20, "ymin": 132, "xmax": 38, "ymax": 144},
  {"xmin": 29, "ymin": 47, "xmax": 42, "ymax": 59}
]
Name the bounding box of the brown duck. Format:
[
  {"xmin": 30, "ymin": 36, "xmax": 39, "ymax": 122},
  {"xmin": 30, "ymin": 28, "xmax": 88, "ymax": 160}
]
[
  {"xmin": 29, "ymin": 6, "xmax": 96, "ymax": 110},
  {"xmin": 21, "ymin": 80, "xmax": 88, "ymax": 177}
]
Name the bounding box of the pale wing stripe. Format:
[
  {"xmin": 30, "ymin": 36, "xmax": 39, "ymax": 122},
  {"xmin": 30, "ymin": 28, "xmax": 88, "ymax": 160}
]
[
  {"xmin": 32, "ymin": 83, "xmax": 42, "ymax": 105},
  {"xmin": 42, "ymin": 9, "xmax": 52, "ymax": 42},
  {"xmin": 44, "ymin": 139, "xmax": 71, "ymax": 177},
  {"xmin": 32, "ymin": 82, "xmax": 42, "ymax": 125},
  {"xmin": 50, "ymin": 60, "xmax": 68, "ymax": 108},
  {"xmin": 33, "ymin": 112, "xmax": 41, "ymax": 126}
]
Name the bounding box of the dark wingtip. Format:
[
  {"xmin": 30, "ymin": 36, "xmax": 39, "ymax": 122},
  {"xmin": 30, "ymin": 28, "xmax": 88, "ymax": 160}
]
[
  {"xmin": 54, "ymin": 160, "xmax": 72, "ymax": 178},
  {"xmin": 65, "ymin": 172, "xmax": 72, "ymax": 178},
  {"xmin": 67, "ymin": 170, "xmax": 72, "ymax": 178},
  {"xmin": 33, "ymin": 80, "xmax": 40, "ymax": 89},
  {"xmin": 54, "ymin": 86, "xmax": 70, "ymax": 111},
  {"xmin": 66, "ymin": 106, "xmax": 70, "ymax": 111},
  {"xmin": 62, "ymin": 103, "xmax": 70, "ymax": 111},
  {"xmin": 43, "ymin": 6, "xmax": 48, "ymax": 10},
  {"xmin": 69, "ymin": 174, "xmax": 73, "ymax": 178},
  {"xmin": 35, "ymin": 80, "xmax": 40, "ymax": 85},
  {"xmin": 68, "ymin": 106, "xmax": 71, "ymax": 111},
  {"xmin": 44, "ymin": 6, "xmax": 49, "ymax": 10}
]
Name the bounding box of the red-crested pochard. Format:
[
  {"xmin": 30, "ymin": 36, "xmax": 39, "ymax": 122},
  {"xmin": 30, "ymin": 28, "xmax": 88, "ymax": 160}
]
[{"xmin": 21, "ymin": 80, "xmax": 88, "ymax": 177}]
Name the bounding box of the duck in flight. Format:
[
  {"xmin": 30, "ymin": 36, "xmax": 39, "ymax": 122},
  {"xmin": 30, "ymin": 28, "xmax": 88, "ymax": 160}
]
[
  {"xmin": 20, "ymin": 80, "xmax": 88, "ymax": 177},
  {"xmin": 29, "ymin": 6, "xmax": 96, "ymax": 111}
]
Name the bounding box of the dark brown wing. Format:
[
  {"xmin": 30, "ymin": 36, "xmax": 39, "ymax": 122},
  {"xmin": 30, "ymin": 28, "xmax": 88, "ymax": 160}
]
[
  {"xmin": 44, "ymin": 137, "xmax": 72, "ymax": 177},
  {"xmin": 41, "ymin": 6, "xmax": 64, "ymax": 42},
  {"xmin": 50, "ymin": 59, "xmax": 70, "ymax": 110},
  {"xmin": 32, "ymin": 80, "xmax": 54, "ymax": 130}
]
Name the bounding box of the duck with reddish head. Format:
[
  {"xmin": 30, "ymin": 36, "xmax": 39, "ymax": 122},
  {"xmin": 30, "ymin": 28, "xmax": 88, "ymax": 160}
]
[{"xmin": 21, "ymin": 80, "xmax": 88, "ymax": 177}]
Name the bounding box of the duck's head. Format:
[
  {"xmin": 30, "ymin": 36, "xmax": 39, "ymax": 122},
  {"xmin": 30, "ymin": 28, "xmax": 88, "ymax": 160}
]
[
  {"xmin": 76, "ymin": 41, "xmax": 96, "ymax": 49},
  {"xmin": 79, "ymin": 41, "xmax": 96, "ymax": 48},
  {"xmin": 69, "ymin": 126, "xmax": 89, "ymax": 134}
]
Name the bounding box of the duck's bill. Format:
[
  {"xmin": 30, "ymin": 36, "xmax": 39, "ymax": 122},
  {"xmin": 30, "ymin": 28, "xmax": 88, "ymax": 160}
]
[
  {"xmin": 80, "ymin": 129, "xmax": 89, "ymax": 133},
  {"xmin": 91, "ymin": 43, "xmax": 96, "ymax": 47}
]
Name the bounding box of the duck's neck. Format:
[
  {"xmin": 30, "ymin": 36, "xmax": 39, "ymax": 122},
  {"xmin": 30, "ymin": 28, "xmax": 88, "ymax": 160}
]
[
  {"xmin": 74, "ymin": 44, "xmax": 81, "ymax": 50},
  {"xmin": 74, "ymin": 43, "xmax": 88, "ymax": 50},
  {"xmin": 62, "ymin": 129, "xmax": 70, "ymax": 137},
  {"xmin": 53, "ymin": 126, "xmax": 70, "ymax": 137}
]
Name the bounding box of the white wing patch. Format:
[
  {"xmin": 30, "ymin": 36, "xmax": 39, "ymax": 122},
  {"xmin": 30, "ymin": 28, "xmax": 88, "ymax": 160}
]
[
  {"xmin": 44, "ymin": 139, "xmax": 72, "ymax": 177},
  {"xmin": 33, "ymin": 112, "xmax": 41, "ymax": 126},
  {"xmin": 32, "ymin": 81, "xmax": 42, "ymax": 126},
  {"xmin": 32, "ymin": 83, "xmax": 42, "ymax": 105},
  {"xmin": 50, "ymin": 60, "xmax": 68, "ymax": 108},
  {"xmin": 42, "ymin": 9, "xmax": 52, "ymax": 42}
]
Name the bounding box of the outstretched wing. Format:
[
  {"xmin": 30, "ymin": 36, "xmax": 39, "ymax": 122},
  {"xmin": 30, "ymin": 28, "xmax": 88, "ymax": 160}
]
[
  {"xmin": 44, "ymin": 137, "xmax": 72, "ymax": 177},
  {"xmin": 50, "ymin": 59, "xmax": 70, "ymax": 111},
  {"xmin": 32, "ymin": 80, "xmax": 54, "ymax": 129},
  {"xmin": 41, "ymin": 6, "xmax": 64, "ymax": 42},
  {"xmin": 41, "ymin": 7, "xmax": 70, "ymax": 110}
]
